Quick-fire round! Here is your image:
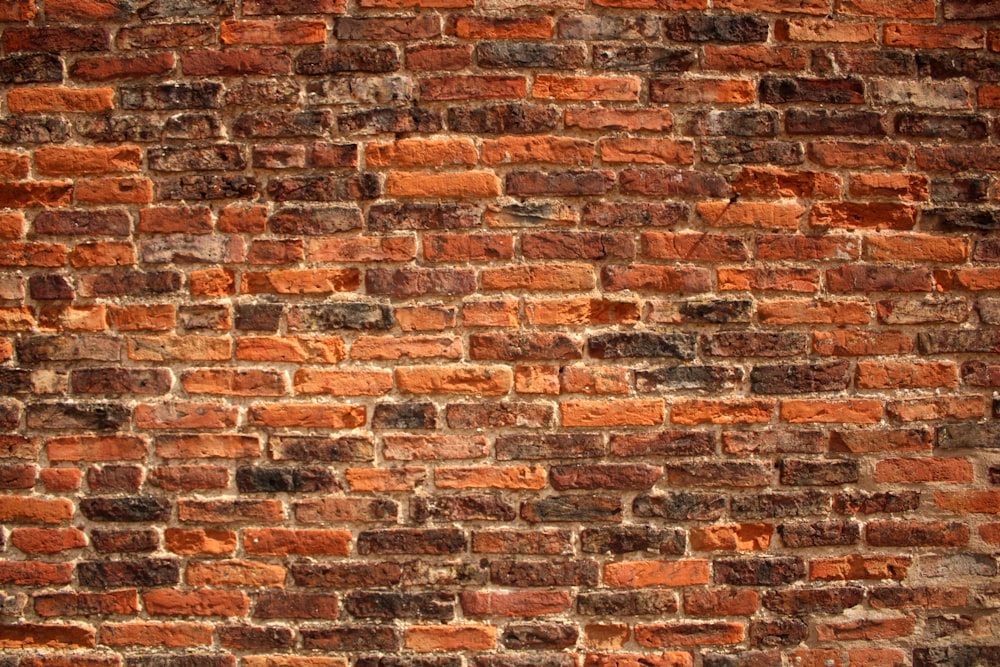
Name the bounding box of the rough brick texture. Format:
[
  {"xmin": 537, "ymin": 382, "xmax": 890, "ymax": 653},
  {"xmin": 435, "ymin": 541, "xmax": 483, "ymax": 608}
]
[{"xmin": 1, "ymin": 0, "xmax": 1000, "ymax": 664}]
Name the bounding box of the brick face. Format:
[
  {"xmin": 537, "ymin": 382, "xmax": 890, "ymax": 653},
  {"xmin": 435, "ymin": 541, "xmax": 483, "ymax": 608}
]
[{"xmin": 0, "ymin": 0, "xmax": 998, "ymax": 663}]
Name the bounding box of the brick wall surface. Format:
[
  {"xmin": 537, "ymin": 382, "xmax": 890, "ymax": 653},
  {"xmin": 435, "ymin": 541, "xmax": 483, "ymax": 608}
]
[{"xmin": 1, "ymin": 0, "xmax": 1000, "ymax": 665}]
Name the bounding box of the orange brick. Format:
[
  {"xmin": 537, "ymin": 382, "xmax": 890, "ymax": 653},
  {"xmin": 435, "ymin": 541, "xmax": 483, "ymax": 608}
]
[
  {"xmin": 34, "ymin": 146, "xmax": 141, "ymax": 176},
  {"xmin": 293, "ymin": 368, "xmax": 393, "ymax": 395},
  {"xmin": 850, "ymin": 173, "xmax": 929, "ymax": 202},
  {"xmin": 583, "ymin": 653, "xmax": 693, "ymax": 667},
  {"xmin": 604, "ymin": 560, "xmax": 710, "ymax": 588},
  {"xmin": 448, "ymin": 16, "xmax": 552, "ymax": 38},
  {"xmin": 935, "ymin": 490, "xmax": 1000, "ymax": 514},
  {"xmin": 836, "ymin": 0, "xmax": 934, "ymax": 17},
  {"xmin": 156, "ymin": 434, "xmax": 260, "ymax": 460},
  {"xmin": 308, "ymin": 236, "xmax": 416, "ymax": 263},
  {"xmin": 758, "ymin": 300, "xmax": 871, "ymax": 325},
  {"xmin": 0, "ymin": 241, "xmax": 66, "ymax": 267},
  {"xmin": 816, "ymin": 617, "xmax": 914, "ymax": 641},
  {"xmin": 404, "ymin": 625, "xmax": 497, "ymax": 652},
  {"xmin": 885, "ymin": 22, "xmax": 984, "ymax": 49},
  {"xmin": 482, "ymin": 135, "xmax": 593, "ymax": 165},
  {"xmin": 533, "ymin": 75, "xmax": 641, "ymax": 101},
  {"xmin": 367, "ymin": 138, "xmax": 477, "ymax": 167},
  {"xmin": 108, "ymin": 304, "xmax": 176, "ymax": 332},
  {"xmin": 100, "ymin": 622, "xmax": 213, "ymax": 648},
  {"xmin": 887, "ymin": 396, "xmax": 985, "ymax": 422},
  {"xmin": 671, "ymin": 399, "xmax": 774, "ymax": 425},
  {"xmin": 247, "ymin": 403, "xmax": 365, "ymax": 429},
  {"xmin": 561, "ymin": 399, "xmax": 664, "ymax": 427},
  {"xmin": 244, "ymin": 528, "xmax": 352, "ymax": 556},
  {"xmin": 0, "ymin": 0, "xmax": 37, "ymax": 21},
  {"xmin": 525, "ymin": 298, "xmax": 640, "ymax": 326},
  {"xmin": 164, "ymin": 528, "xmax": 237, "ymax": 556},
  {"xmin": 460, "ymin": 590, "xmax": 570, "ymax": 617},
  {"xmin": 857, "ymin": 360, "xmax": 959, "ymax": 389},
  {"xmin": 385, "ymin": 171, "xmax": 501, "ymax": 198},
  {"xmin": 396, "ymin": 365, "xmax": 513, "ymax": 396},
  {"xmin": 462, "ymin": 300, "xmax": 519, "ymax": 327},
  {"xmin": 847, "ymin": 649, "xmax": 905, "ymax": 667},
  {"xmin": 0, "ymin": 212, "xmax": 24, "ymax": 237},
  {"xmin": 221, "ymin": 19, "xmax": 327, "ymax": 44},
  {"xmin": 651, "ymin": 78, "xmax": 754, "ymax": 104},
  {"xmin": 600, "ymin": 138, "xmax": 694, "ymax": 165},
  {"xmin": 435, "ymin": 466, "xmax": 546, "ymax": 490},
  {"xmin": 346, "ymin": 467, "xmax": 426, "ymax": 492},
  {"xmin": 69, "ymin": 241, "xmax": 136, "ymax": 268},
  {"xmin": 781, "ymin": 18, "xmax": 877, "ymax": 43},
  {"xmin": 635, "ymin": 622, "xmax": 744, "ymax": 647},
  {"xmin": 697, "ymin": 201, "xmax": 805, "ymax": 229},
  {"xmin": 8, "ymin": 87, "xmax": 113, "ymax": 113},
  {"xmin": 717, "ymin": 0, "xmax": 827, "ymax": 12},
  {"xmin": 186, "ymin": 560, "xmax": 287, "ymax": 587},
  {"xmin": 420, "ymin": 75, "xmax": 526, "ymax": 100},
  {"xmin": 39, "ymin": 305, "xmax": 106, "ymax": 331},
  {"xmin": 515, "ymin": 365, "xmax": 561, "ymax": 395},
  {"xmin": 75, "ymin": 177, "xmax": 153, "ymax": 204},
  {"xmin": 47, "ymin": 435, "xmax": 147, "ymax": 462},
  {"xmin": 865, "ymin": 233, "xmax": 967, "ymax": 262},
  {"xmin": 809, "ymin": 555, "xmax": 910, "ymax": 581},
  {"xmin": 690, "ymin": 524, "xmax": 773, "ymax": 551},
  {"xmin": 980, "ymin": 85, "xmax": 1000, "ymax": 108},
  {"xmin": 242, "ymin": 268, "xmax": 360, "ymax": 295},
  {"xmin": 583, "ymin": 624, "xmax": 630, "ymax": 651},
  {"xmin": 9, "ymin": 527, "xmax": 86, "ymax": 554},
  {"xmin": 143, "ymin": 589, "xmax": 250, "ymax": 617},
  {"xmin": 383, "ymin": 435, "xmax": 488, "ymax": 460},
  {"xmin": 235, "ymin": 336, "xmax": 345, "ymax": 364},
  {"xmin": 874, "ymin": 458, "xmax": 973, "ymax": 483},
  {"xmin": 482, "ymin": 264, "xmax": 595, "ymax": 291},
  {"xmin": 781, "ymin": 399, "xmax": 883, "ymax": 424}
]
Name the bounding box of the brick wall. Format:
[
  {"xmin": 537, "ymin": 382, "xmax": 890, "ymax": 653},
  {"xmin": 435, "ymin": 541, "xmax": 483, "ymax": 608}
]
[{"xmin": 2, "ymin": 0, "xmax": 1000, "ymax": 665}]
